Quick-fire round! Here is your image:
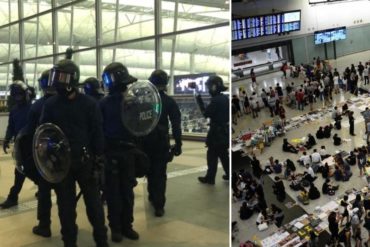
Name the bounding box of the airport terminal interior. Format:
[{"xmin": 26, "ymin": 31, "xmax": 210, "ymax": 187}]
[
  {"xmin": 0, "ymin": 0, "xmax": 229, "ymax": 247},
  {"xmin": 232, "ymin": 0, "xmax": 370, "ymax": 247}
]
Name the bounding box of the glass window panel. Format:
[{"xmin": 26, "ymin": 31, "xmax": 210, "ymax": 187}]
[
  {"xmin": 160, "ymin": 26, "xmax": 229, "ymax": 87},
  {"xmin": 101, "ymin": 0, "xmax": 155, "ymax": 45},
  {"xmin": 24, "ymin": 13, "xmax": 53, "ymax": 59},
  {"xmin": 58, "ymin": 1, "xmax": 96, "ymax": 49},
  {"xmin": 23, "ymin": 1, "xmax": 52, "ymax": 18},
  {"xmin": 0, "ymin": 24, "xmax": 20, "ymax": 62},
  {"xmin": 101, "ymin": 40, "xmax": 155, "ymax": 81},
  {"xmin": 56, "ymin": 0, "xmax": 93, "ymax": 7},
  {"xmin": 161, "ymin": 0, "xmax": 229, "ymax": 34},
  {"xmin": 0, "ymin": 1, "xmax": 18, "ymax": 25}
]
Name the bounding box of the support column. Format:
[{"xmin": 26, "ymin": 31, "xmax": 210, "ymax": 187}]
[
  {"xmin": 95, "ymin": 0, "xmax": 102, "ymax": 78},
  {"xmin": 169, "ymin": 0, "xmax": 179, "ymax": 95},
  {"xmin": 52, "ymin": 0, "xmax": 59, "ymax": 64},
  {"xmin": 18, "ymin": 0, "xmax": 25, "ymax": 71},
  {"xmin": 154, "ymin": 0, "xmax": 162, "ymax": 70}
]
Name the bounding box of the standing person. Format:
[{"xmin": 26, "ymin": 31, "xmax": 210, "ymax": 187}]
[
  {"xmin": 365, "ymin": 63, "xmax": 370, "ymax": 85},
  {"xmin": 29, "ymin": 69, "xmax": 56, "ymax": 238},
  {"xmin": 363, "ymin": 210, "xmax": 370, "ymax": 247},
  {"xmin": 239, "ymin": 91, "xmax": 246, "ymax": 114},
  {"xmin": 272, "ymin": 176, "xmax": 286, "ymax": 202},
  {"xmin": 232, "ymin": 95, "xmax": 241, "ymax": 118},
  {"xmin": 99, "ymin": 62, "xmax": 141, "ymax": 242},
  {"xmin": 354, "ymin": 226, "xmax": 362, "ymax": 247},
  {"xmin": 250, "ymin": 96, "xmax": 259, "ymax": 119},
  {"xmin": 261, "ymin": 89, "xmax": 268, "ymax": 108},
  {"xmin": 143, "ymin": 69, "xmax": 182, "ymax": 217},
  {"xmin": 328, "ymin": 211, "xmax": 339, "ymax": 246},
  {"xmin": 250, "ymin": 68, "xmax": 257, "ymax": 88},
  {"xmin": 349, "ymin": 111, "xmax": 355, "ymax": 136},
  {"xmin": 281, "ymin": 62, "xmax": 288, "ymax": 79},
  {"xmin": 296, "ymin": 89, "xmax": 305, "ymax": 111},
  {"xmin": 251, "ymin": 155, "xmax": 263, "ymax": 179},
  {"xmin": 244, "ymin": 93, "xmax": 251, "ymax": 114},
  {"xmin": 278, "ymin": 105, "xmax": 286, "ymax": 127},
  {"xmin": 0, "ymin": 59, "xmax": 33, "ymax": 209},
  {"xmin": 267, "ymin": 93, "xmax": 276, "ymax": 117},
  {"xmin": 318, "ymin": 84, "xmax": 324, "ymax": 101},
  {"xmin": 333, "ymin": 73, "xmax": 340, "ymax": 94},
  {"xmin": 197, "ymin": 75, "xmax": 229, "ymax": 185},
  {"xmin": 40, "ymin": 53, "xmax": 109, "ymax": 246},
  {"xmin": 357, "ymin": 149, "xmax": 366, "ymax": 177},
  {"xmin": 358, "ymin": 62, "xmax": 365, "ymax": 81},
  {"xmin": 308, "ymin": 91, "xmax": 314, "ymax": 111},
  {"xmin": 275, "ymin": 83, "xmax": 283, "ymax": 102},
  {"xmin": 351, "ymin": 208, "xmax": 361, "ymax": 236}
]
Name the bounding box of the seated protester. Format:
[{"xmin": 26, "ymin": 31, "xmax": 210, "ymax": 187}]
[
  {"xmin": 316, "ymin": 127, "xmax": 325, "ymax": 139},
  {"xmin": 272, "ymin": 159, "xmax": 283, "ymax": 174},
  {"xmin": 239, "ymin": 202, "xmax": 253, "ymax": 220},
  {"xmin": 284, "ymin": 159, "xmax": 296, "ymax": 179},
  {"xmin": 304, "ymin": 134, "xmax": 317, "ymax": 149},
  {"xmin": 270, "ymin": 204, "xmax": 284, "ymax": 228},
  {"xmin": 289, "ymin": 174, "xmax": 303, "ymax": 191},
  {"xmin": 319, "ymin": 145, "xmax": 330, "ymax": 159},
  {"xmin": 334, "ymin": 166, "xmax": 344, "ymax": 181},
  {"xmin": 273, "ymin": 176, "xmax": 286, "ymax": 202},
  {"xmin": 311, "ymin": 149, "xmax": 322, "ymax": 172},
  {"xmin": 302, "ymin": 165, "xmax": 317, "ymax": 184},
  {"xmin": 264, "ymin": 157, "xmax": 274, "ymax": 174},
  {"xmin": 324, "ymin": 124, "xmax": 333, "ymax": 138},
  {"xmin": 308, "ymin": 182, "xmax": 321, "ymax": 200},
  {"xmin": 343, "ymin": 164, "xmax": 352, "ymax": 181},
  {"xmin": 322, "ymin": 178, "xmax": 339, "ymax": 195},
  {"xmin": 333, "ymin": 107, "xmax": 342, "ymax": 130},
  {"xmin": 298, "ymin": 151, "xmax": 311, "ymax": 166},
  {"xmin": 282, "ymin": 138, "xmax": 299, "ymax": 153},
  {"xmin": 333, "ymin": 133, "xmax": 342, "ymax": 146},
  {"xmin": 342, "ymin": 103, "xmax": 349, "ymax": 115},
  {"xmin": 345, "ymin": 151, "xmax": 357, "ymax": 166},
  {"xmin": 297, "ymin": 187, "xmax": 310, "ymax": 204},
  {"xmin": 256, "ymin": 209, "xmax": 269, "ymax": 226},
  {"xmin": 321, "ymin": 162, "xmax": 333, "ymax": 179}
]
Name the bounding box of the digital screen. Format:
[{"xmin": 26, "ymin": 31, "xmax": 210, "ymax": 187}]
[
  {"xmin": 314, "ymin": 26, "xmax": 346, "ymax": 45},
  {"xmin": 232, "ymin": 10, "xmax": 301, "ymax": 41},
  {"xmin": 174, "ymin": 73, "xmax": 215, "ymax": 95}
]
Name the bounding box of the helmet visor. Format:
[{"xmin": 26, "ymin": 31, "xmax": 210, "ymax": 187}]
[
  {"xmin": 102, "ymin": 72, "xmax": 114, "ymax": 88},
  {"xmin": 49, "ymin": 69, "xmax": 75, "ymax": 86}
]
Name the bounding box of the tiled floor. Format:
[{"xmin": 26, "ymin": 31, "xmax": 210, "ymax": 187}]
[
  {"xmin": 232, "ymin": 50, "xmax": 370, "ymax": 246},
  {"xmin": 0, "ymin": 141, "xmax": 229, "ymax": 247}
]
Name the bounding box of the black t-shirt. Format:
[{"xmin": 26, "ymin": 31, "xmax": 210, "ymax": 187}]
[{"xmin": 276, "ymin": 86, "xmax": 283, "ymax": 96}]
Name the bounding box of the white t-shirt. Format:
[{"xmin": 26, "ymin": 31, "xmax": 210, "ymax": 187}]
[
  {"xmin": 300, "ymin": 155, "xmax": 311, "ymax": 166},
  {"xmin": 311, "ymin": 152, "xmax": 321, "ymax": 163},
  {"xmin": 307, "ymin": 166, "xmax": 315, "ymax": 177},
  {"xmin": 319, "ymin": 148, "xmax": 328, "ymax": 157},
  {"xmin": 334, "ymin": 76, "xmax": 339, "ymax": 85},
  {"xmin": 256, "ymin": 212, "xmax": 265, "ymax": 224}
]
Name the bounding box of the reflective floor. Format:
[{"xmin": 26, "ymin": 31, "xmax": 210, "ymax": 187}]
[
  {"xmin": 232, "ymin": 50, "xmax": 370, "ymax": 246},
  {"xmin": 0, "ymin": 140, "xmax": 229, "ymax": 247}
]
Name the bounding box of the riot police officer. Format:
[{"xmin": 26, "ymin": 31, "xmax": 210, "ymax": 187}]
[
  {"xmin": 40, "ymin": 54, "xmax": 109, "ymax": 247},
  {"xmin": 83, "ymin": 77, "xmax": 104, "ymax": 101},
  {"xmin": 27, "ymin": 69, "xmax": 55, "ymax": 237},
  {"xmin": 143, "ymin": 69, "xmax": 182, "ymax": 217},
  {"xmin": 1, "ymin": 59, "xmax": 33, "ymax": 209},
  {"xmin": 196, "ymin": 75, "xmax": 229, "ymax": 185},
  {"xmin": 99, "ymin": 62, "xmax": 139, "ymax": 242}
]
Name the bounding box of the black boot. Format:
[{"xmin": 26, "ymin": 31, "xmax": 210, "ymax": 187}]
[
  {"xmin": 155, "ymin": 207, "xmax": 165, "ymax": 217},
  {"xmin": 32, "ymin": 224, "xmax": 51, "ymax": 237},
  {"xmin": 111, "ymin": 230, "xmax": 123, "ymax": 243},
  {"xmin": 222, "ymin": 174, "xmax": 229, "ymax": 181},
  {"xmin": 122, "ymin": 228, "xmax": 139, "ymax": 240},
  {"xmin": 0, "ymin": 198, "xmax": 18, "ymax": 209},
  {"xmin": 198, "ymin": 176, "xmax": 215, "ymax": 185}
]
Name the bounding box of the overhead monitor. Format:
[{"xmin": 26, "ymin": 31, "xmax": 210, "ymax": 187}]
[
  {"xmin": 232, "ymin": 10, "xmax": 301, "ymax": 41},
  {"xmin": 314, "ymin": 26, "xmax": 346, "ymax": 45},
  {"xmin": 174, "ymin": 73, "xmax": 215, "ymax": 95}
]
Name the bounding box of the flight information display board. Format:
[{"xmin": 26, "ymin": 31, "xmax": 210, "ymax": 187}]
[
  {"xmin": 314, "ymin": 26, "xmax": 346, "ymax": 45},
  {"xmin": 232, "ymin": 10, "xmax": 301, "ymax": 41}
]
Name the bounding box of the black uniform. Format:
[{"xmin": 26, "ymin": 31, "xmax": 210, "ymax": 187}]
[
  {"xmin": 99, "ymin": 93, "xmax": 137, "ymax": 235},
  {"xmin": 142, "ymin": 91, "xmax": 181, "ymax": 210},
  {"xmin": 40, "ymin": 93, "xmax": 107, "ymax": 246},
  {"xmin": 27, "ymin": 95, "xmax": 53, "ymax": 230},
  {"xmin": 1, "ymin": 102, "xmax": 31, "ymax": 207},
  {"xmin": 200, "ymin": 94, "xmax": 229, "ymax": 183}
]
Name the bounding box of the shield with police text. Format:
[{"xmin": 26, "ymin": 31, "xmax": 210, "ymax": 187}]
[
  {"xmin": 121, "ymin": 81, "xmax": 162, "ymax": 136},
  {"xmin": 33, "ymin": 123, "xmax": 71, "ymax": 183}
]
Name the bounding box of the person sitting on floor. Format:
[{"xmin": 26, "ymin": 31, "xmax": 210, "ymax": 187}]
[
  {"xmin": 319, "ymin": 145, "xmax": 330, "ymax": 159},
  {"xmin": 308, "ymin": 182, "xmax": 321, "ymax": 200},
  {"xmin": 321, "ymin": 162, "xmax": 333, "ymax": 179},
  {"xmin": 316, "ymin": 127, "xmax": 325, "ymax": 139},
  {"xmin": 322, "ymin": 178, "xmax": 339, "ymax": 195},
  {"xmin": 297, "ymin": 187, "xmax": 310, "ymax": 205},
  {"xmin": 334, "ymin": 165, "xmax": 344, "ymax": 181},
  {"xmin": 290, "ymin": 174, "xmax": 304, "ymax": 191},
  {"xmin": 284, "ymin": 159, "xmax": 296, "ymax": 179},
  {"xmin": 272, "ymin": 159, "xmax": 283, "ymax": 174},
  {"xmin": 239, "ymin": 202, "xmax": 253, "ymax": 220},
  {"xmin": 311, "ymin": 149, "xmax": 322, "ymax": 173},
  {"xmin": 345, "ymin": 151, "xmax": 357, "ymax": 166},
  {"xmin": 304, "ymin": 164, "xmax": 317, "ymax": 182},
  {"xmin": 282, "ymin": 138, "xmax": 299, "ymax": 153},
  {"xmin": 298, "ymin": 151, "xmax": 311, "ymax": 166},
  {"xmin": 324, "ymin": 124, "xmax": 333, "ymax": 138},
  {"xmin": 333, "ymin": 133, "xmax": 342, "ymax": 146},
  {"xmin": 304, "ymin": 134, "xmax": 317, "ymax": 149}
]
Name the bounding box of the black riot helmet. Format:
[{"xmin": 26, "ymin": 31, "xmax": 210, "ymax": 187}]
[
  {"xmin": 148, "ymin": 69, "xmax": 169, "ymax": 86},
  {"xmin": 38, "ymin": 69, "xmax": 56, "ymax": 95},
  {"xmin": 49, "ymin": 48, "xmax": 80, "ymax": 94},
  {"xmin": 9, "ymin": 58, "xmax": 30, "ymax": 103},
  {"xmin": 102, "ymin": 62, "xmax": 137, "ymax": 93},
  {"xmin": 83, "ymin": 77, "xmax": 104, "ymax": 96},
  {"xmin": 205, "ymin": 75, "xmax": 228, "ymax": 96}
]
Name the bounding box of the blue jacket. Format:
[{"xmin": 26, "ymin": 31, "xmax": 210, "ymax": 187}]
[{"xmin": 5, "ymin": 103, "xmax": 31, "ymax": 141}]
